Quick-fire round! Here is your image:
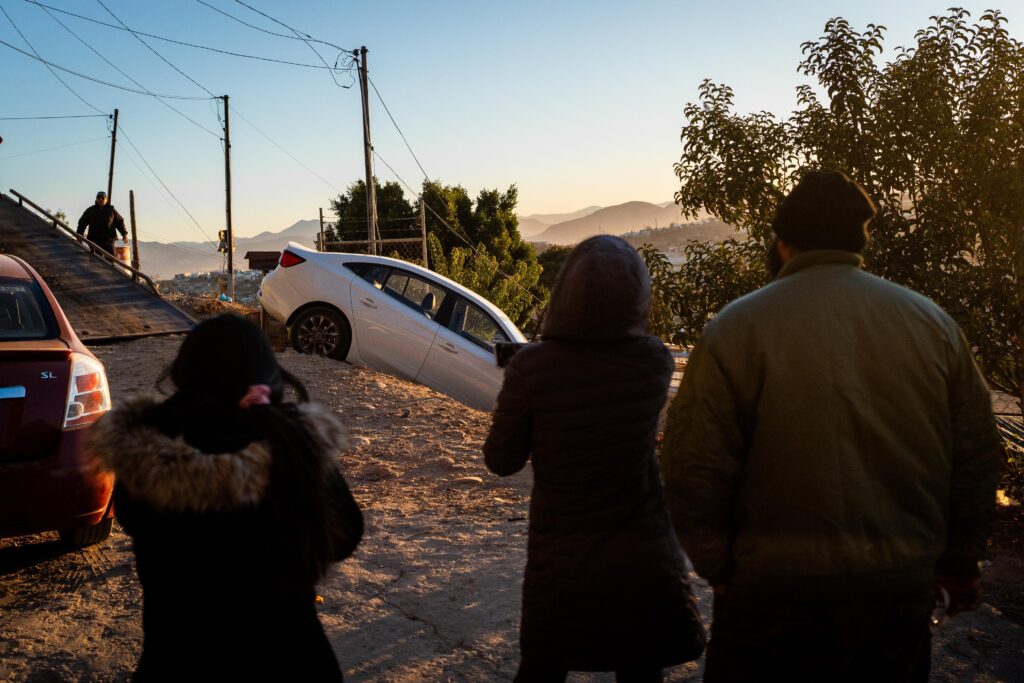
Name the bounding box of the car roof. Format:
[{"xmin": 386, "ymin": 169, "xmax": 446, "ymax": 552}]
[
  {"xmin": 0, "ymin": 253, "xmax": 34, "ymax": 281},
  {"xmin": 285, "ymin": 241, "xmax": 526, "ymax": 336}
]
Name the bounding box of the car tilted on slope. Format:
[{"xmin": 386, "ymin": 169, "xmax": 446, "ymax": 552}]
[
  {"xmin": 0, "ymin": 253, "xmax": 114, "ymax": 546},
  {"xmin": 258, "ymin": 242, "xmax": 526, "ymax": 411}
]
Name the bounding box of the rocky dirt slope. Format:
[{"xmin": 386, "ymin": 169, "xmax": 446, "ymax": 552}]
[{"xmin": 1, "ymin": 335, "xmax": 1021, "ymax": 682}]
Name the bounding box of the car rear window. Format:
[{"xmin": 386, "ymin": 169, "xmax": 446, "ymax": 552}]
[{"xmin": 0, "ymin": 279, "xmax": 57, "ymax": 340}]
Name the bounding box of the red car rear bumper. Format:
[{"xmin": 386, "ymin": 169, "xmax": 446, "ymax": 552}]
[{"xmin": 0, "ymin": 427, "xmax": 113, "ymax": 539}]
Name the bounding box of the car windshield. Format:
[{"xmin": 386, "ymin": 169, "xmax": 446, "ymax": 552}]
[{"xmin": 0, "ymin": 279, "xmax": 56, "ymax": 340}]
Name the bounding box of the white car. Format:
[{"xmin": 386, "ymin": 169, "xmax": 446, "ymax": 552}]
[{"xmin": 258, "ymin": 242, "xmax": 526, "ymax": 411}]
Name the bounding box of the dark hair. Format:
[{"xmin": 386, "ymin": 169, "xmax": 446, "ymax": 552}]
[
  {"xmin": 772, "ymin": 170, "xmax": 876, "ymax": 253},
  {"xmin": 146, "ymin": 314, "xmax": 337, "ymax": 587}
]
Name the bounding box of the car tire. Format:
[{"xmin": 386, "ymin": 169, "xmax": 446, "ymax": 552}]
[
  {"xmin": 59, "ymin": 517, "xmax": 113, "ymax": 547},
  {"xmin": 291, "ymin": 307, "xmax": 351, "ymax": 360}
]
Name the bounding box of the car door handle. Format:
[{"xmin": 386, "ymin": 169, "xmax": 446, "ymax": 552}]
[
  {"xmin": 0, "ymin": 386, "xmax": 27, "ymax": 400},
  {"xmin": 440, "ymin": 341, "xmax": 459, "ymax": 354},
  {"xmin": 360, "ymin": 297, "xmax": 378, "ymax": 309}
]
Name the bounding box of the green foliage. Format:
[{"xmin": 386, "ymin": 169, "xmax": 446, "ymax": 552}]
[
  {"xmin": 536, "ymin": 245, "xmax": 572, "ymax": 292},
  {"xmin": 639, "ymin": 240, "xmax": 769, "ymax": 346},
  {"xmin": 327, "ymin": 178, "xmax": 415, "ymax": 242},
  {"xmin": 427, "ymin": 233, "xmax": 541, "ymax": 328},
  {"xmin": 670, "ymin": 8, "xmax": 1023, "ymax": 411}
]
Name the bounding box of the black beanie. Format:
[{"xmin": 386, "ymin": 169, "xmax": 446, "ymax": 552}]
[{"xmin": 772, "ymin": 170, "xmax": 876, "ymax": 252}]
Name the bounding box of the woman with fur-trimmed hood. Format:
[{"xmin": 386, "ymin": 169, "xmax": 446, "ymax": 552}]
[
  {"xmin": 90, "ymin": 314, "xmax": 363, "ymax": 682},
  {"xmin": 484, "ymin": 236, "xmax": 706, "ymax": 682}
]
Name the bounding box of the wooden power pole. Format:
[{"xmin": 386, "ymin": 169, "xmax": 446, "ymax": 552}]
[
  {"xmin": 420, "ymin": 199, "xmax": 428, "ymax": 266},
  {"xmin": 107, "ymin": 108, "xmax": 118, "ymax": 200},
  {"xmin": 357, "ymin": 46, "xmax": 379, "ymax": 254},
  {"xmin": 319, "ymin": 207, "xmax": 325, "ymax": 252},
  {"xmin": 129, "ymin": 189, "xmax": 140, "ymax": 278},
  {"xmin": 222, "ymin": 95, "xmax": 234, "ymax": 301}
]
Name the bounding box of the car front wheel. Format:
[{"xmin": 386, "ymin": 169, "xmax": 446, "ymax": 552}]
[{"xmin": 291, "ymin": 307, "xmax": 351, "ymax": 360}]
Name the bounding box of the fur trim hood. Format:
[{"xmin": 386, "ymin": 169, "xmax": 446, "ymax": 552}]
[{"xmin": 88, "ymin": 395, "xmax": 347, "ymax": 512}]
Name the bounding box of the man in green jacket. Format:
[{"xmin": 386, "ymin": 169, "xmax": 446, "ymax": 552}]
[{"xmin": 661, "ymin": 170, "xmax": 1001, "ymax": 681}]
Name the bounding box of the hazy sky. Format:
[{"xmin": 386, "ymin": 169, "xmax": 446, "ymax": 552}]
[{"xmin": 1, "ymin": 1, "xmax": 1019, "ymax": 244}]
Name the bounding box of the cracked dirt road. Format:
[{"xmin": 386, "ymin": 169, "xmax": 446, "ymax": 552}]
[{"xmin": 1, "ymin": 335, "xmax": 1021, "ymax": 682}]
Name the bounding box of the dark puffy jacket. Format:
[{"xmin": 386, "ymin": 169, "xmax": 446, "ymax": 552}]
[
  {"xmin": 484, "ymin": 236, "xmax": 705, "ymax": 672},
  {"xmin": 90, "ymin": 396, "xmax": 363, "ymax": 682},
  {"xmin": 77, "ymin": 204, "xmax": 127, "ymax": 247}
]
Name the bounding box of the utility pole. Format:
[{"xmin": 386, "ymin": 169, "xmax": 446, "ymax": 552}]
[
  {"xmin": 319, "ymin": 207, "xmax": 325, "ymax": 252},
  {"xmin": 420, "ymin": 199, "xmax": 428, "ymax": 267},
  {"xmin": 129, "ymin": 189, "xmax": 140, "ymax": 278},
  {"xmin": 107, "ymin": 108, "xmax": 118, "ymax": 200},
  {"xmin": 356, "ymin": 46, "xmax": 379, "ymax": 254},
  {"xmin": 222, "ymin": 95, "xmax": 234, "ymax": 301}
]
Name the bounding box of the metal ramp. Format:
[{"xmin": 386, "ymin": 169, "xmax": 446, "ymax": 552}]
[{"xmin": 0, "ymin": 190, "xmax": 194, "ymax": 341}]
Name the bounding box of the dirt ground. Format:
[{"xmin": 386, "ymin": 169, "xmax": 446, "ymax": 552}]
[{"xmin": 1, "ymin": 333, "xmax": 1022, "ymax": 682}]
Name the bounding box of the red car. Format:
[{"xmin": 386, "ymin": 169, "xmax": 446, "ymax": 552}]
[{"xmin": 0, "ymin": 253, "xmax": 114, "ymax": 546}]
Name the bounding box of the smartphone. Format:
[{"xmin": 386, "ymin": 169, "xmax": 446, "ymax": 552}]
[{"xmin": 494, "ymin": 342, "xmax": 528, "ymax": 368}]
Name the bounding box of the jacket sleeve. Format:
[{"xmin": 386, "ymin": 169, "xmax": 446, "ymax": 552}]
[
  {"xmin": 77, "ymin": 207, "xmax": 90, "ymax": 235},
  {"xmin": 936, "ymin": 329, "xmax": 1002, "ymax": 578},
  {"xmin": 659, "ymin": 337, "xmax": 745, "ymax": 586},
  {"xmin": 483, "ymin": 361, "xmax": 531, "ymax": 476},
  {"xmin": 327, "ymin": 468, "xmax": 364, "ymax": 561},
  {"xmin": 113, "ymin": 208, "xmax": 127, "ymax": 238}
]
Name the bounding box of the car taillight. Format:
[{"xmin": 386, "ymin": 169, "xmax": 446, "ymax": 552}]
[
  {"xmin": 280, "ymin": 250, "xmax": 305, "ymax": 268},
  {"xmin": 63, "ymin": 353, "xmax": 111, "ymax": 430}
]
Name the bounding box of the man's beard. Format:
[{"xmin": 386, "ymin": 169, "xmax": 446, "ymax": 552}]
[{"xmin": 765, "ymin": 236, "xmax": 785, "ymax": 278}]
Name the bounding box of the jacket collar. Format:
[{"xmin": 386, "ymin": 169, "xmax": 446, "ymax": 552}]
[
  {"xmin": 778, "ymin": 250, "xmax": 864, "ymax": 279},
  {"xmin": 88, "ymin": 395, "xmax": 346, "ymax": 512}
]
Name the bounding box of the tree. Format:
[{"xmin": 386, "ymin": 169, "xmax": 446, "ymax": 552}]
[
  {"xmin": 536, "ymin": 245, "xmax": 572, "ymax": 292},
  {"xmin": 668, "ymin": 8, "xmax": 1022, "ymax": 409},
  {"xmin": 326, "ymin": 179, "xmax": 414, "ymax": 243},
  {"xmin": 420, "ymin": 182, "xmax": 543, "ymax": 328}
]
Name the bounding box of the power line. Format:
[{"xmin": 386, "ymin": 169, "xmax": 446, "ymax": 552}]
[
  {"xmin": 0, "ymin": 134, "xmax": 108, "ymax": 160},
  {"xmin": 230, "ymin": 0, "xmax": 350, "ymax": 88},
  {"xmin": 0, "ymin": 113, "xmax": 108, "ymax": 120},
  {"xmin": 0, "ymin": 36, "xmax": 212, "ymax": 100},
  {"xmin": 229, "ymin": 105, "xmax": 343, "ymax": 194},
  {"xmin": 35, "ymin": 3, "xmax": 221, "ymax": 139},
  {"xmin": 368, "ymin": 76, "xmax": 430, "ymax": 181},
  {"xmin": 371, "ymin": 149, "xmax": 544, "ymax": 306},
  {"xmin": 24, "ymin": 1, "xmax": 354, "ymax": 72},
  {"xmin": 0, "ymin": 4, "xmax": 106, "ymax": 114},
  {"xmin": 94, "ymin": 0, "xmax": 216, "ymax": 99},
  {"xmin": 116, "ymin": 124, "xmax": 218, "ymax": 247},
  {"xmin": 194, "ymin": 0, "xmax": 347, "ymax": 52}
]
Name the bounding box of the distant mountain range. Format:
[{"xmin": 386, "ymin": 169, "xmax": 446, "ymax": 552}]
[{"xmin": 137, "ymin": 201, "xmax": 717, "ymax": 277}]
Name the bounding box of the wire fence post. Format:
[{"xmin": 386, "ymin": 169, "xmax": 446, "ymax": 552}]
[{"xmin": 420, "ymin": 200, "xmax": 428, "ymax": 267}]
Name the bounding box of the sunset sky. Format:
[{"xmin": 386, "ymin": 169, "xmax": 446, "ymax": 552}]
[{"xmin": 1, "ymin": 1, "xmax": 1019, "ymax": 244}]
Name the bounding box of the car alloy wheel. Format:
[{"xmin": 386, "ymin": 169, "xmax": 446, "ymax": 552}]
[{"xmin": 291, "ymin": 307, "xmax": 351, "ymax": 360}]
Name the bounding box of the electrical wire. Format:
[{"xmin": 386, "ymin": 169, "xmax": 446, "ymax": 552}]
[
  {"xmin": 229, "ymin": 0, "xmax": 349, "ymax": 88},
  {"xmin": 229, "ymin": 105, "xmax": 343, "ymax": 194},
  {"xmin": 135, "ymin": 228, "xmax": 225, "ymax": 264},
  {"xmin": 195, "ymin": 0, "xmax": 347, "ymax": 52},
  {"xmin": 368, "ymin": 76, "xmax": 430, "ymax": 182},
  {"xmin": 94, "ymin": 0, "xmax": 216, "ymax": 99},
  {"xmin": 0, "ymin": 37, "xmax": 212, "ymax": 100},
  {"xmin": 116, "ymin": 124, "xmax": 218, "ymax": 247},
  {"xmin": 0, "ymin": 134, "xmax": 108, "ymax": 160},
  {"xmin": 372, "ymin": 149, "xmax": 544, "ymax": 306},
  {"xmin": 0, "ymin": 4, "xmax": 106, "ymax": 114},
  {"xmin": 35, "ymin": 3, "xmax": 221, "ymax": 139},
  {"xmin": 0, "ymin": 113, "xmax": 108, "ymax": 120},
  {"xmin": 24, "ymin": 1, "xmax": 353, "ymax": 72}
]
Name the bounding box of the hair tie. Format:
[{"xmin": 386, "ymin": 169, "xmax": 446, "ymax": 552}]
[{"xmin": 239, "ymin": 384, "xmax": 272, "ymax": 409}]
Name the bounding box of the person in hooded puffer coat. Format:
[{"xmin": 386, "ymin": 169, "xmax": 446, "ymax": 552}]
[
  {"xmin": 89, "ymin": 314, "xmax": 363, "ymax": 682},
  {"xmin": 484, "ymin": 235, "xmax": 706, "ymax": 683}
]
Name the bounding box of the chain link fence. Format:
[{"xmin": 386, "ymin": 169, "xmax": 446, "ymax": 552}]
[
  {"xmin": 317, "ymin": 215, "xmax": 427, "ymax": 267},
  {"xmin": 992, "ymin": 391, "xmax": 1022, "ymax": 416}
]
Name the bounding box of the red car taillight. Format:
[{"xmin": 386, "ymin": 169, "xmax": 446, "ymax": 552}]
[
  {"xmin": 280, "ymin": 250, "xmax": 305, "ymax": 268},
  {"xmin": 63, "ymin": 353, "xmax": 112, "ymax": 430}
]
